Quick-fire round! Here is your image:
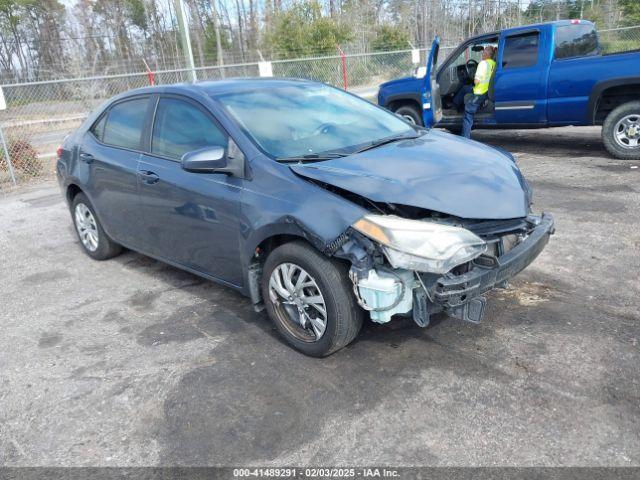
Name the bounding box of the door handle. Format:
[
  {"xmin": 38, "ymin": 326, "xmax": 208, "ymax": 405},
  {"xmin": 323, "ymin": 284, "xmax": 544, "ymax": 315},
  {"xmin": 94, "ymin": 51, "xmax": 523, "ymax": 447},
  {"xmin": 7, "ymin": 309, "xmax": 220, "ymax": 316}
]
[
  {"xmin": 138, "ymin": 170, "xmax": 160, "ymax": 184},
  {"xmin": 79, "ymin": 152, "xmax": 94, "ymax": 164}
]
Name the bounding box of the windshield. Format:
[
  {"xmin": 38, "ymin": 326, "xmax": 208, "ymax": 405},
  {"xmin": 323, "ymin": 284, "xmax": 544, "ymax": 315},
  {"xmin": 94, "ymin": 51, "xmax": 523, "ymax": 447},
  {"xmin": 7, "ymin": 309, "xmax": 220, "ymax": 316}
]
[{"xmin": 217, "ymin": 83, "xmax": 415, "ymax": 159}]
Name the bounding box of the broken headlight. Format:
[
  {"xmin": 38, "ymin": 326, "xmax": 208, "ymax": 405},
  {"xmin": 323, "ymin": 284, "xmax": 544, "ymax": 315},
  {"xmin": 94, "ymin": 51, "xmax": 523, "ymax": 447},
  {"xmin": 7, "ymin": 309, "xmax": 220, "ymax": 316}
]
[{"xmin": 352, "ymin": 215, "xmax": 487, "ymax": 274}]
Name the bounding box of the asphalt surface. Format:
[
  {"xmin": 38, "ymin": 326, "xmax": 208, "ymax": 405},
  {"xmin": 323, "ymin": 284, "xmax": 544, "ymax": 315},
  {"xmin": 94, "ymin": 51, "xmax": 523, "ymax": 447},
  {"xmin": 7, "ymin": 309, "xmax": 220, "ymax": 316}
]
[{"xmin": 1, "ymin": 126, "xmax": 639, "ymax": 466}]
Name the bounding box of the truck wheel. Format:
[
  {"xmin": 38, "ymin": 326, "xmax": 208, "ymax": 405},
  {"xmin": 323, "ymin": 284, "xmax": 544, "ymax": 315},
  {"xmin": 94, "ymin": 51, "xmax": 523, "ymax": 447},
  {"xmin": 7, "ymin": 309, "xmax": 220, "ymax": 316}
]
[
  {"xmin": 602, "ymin": 101, "xmax": 640, "ymax": 160},
  {"xmin": 261, "ymin": 241, "xmax": 363, "ymax": 357},
  {"xmin": 394, "ymin": 105, "xmax": 424, "ymax": 127}
]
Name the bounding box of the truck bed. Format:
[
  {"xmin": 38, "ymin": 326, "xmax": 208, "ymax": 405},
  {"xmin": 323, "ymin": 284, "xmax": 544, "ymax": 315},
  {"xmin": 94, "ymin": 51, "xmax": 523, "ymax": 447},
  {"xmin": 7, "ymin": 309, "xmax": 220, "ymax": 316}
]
[{"xmin": 547, "ymin": 50, "xmax": 640, "ymax": 125}]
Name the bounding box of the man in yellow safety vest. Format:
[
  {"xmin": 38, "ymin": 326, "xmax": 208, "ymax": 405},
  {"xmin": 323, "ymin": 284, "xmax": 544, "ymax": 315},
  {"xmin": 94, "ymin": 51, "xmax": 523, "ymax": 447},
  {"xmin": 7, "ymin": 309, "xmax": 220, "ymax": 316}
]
[{"xmin": 462, "ymin": 46, "xmax": 496, "ymax": 139}]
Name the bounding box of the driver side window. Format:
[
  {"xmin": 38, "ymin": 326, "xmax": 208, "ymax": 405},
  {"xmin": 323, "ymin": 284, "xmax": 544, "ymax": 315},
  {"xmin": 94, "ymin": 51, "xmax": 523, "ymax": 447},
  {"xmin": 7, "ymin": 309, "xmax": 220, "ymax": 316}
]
[
  {"xmin": 451, "ymin": 40, "xmax": 498, "ymax": 69},
  {"xmin": 151, "ymin": 97, "xmax": 227, "ymax": 160}
]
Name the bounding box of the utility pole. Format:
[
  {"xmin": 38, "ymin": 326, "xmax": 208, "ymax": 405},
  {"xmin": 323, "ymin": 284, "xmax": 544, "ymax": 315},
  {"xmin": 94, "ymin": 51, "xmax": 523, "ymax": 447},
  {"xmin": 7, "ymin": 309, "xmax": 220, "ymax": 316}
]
[
  {"xmin": 213, "ymin": 7, "xmax": 224, "ymax": 73},
  {"xmin": 174, "ymin": 0, "xmax": 197, "ymax": 83}
]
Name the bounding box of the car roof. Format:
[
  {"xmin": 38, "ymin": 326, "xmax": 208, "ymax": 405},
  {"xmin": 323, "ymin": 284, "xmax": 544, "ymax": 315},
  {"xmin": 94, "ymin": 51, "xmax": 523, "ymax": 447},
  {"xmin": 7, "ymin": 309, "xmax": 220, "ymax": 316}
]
[{"xmin": 114, "ymin": 77, "xmax": 323, "ymax": 101}]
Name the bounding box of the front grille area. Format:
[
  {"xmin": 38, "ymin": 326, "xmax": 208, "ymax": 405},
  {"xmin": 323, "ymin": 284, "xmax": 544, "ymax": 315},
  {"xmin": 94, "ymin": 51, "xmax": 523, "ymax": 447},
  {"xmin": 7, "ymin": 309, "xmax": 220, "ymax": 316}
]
[{"xmin": 460, "ymin": 217, "xmax": 529, "ymax": 237}]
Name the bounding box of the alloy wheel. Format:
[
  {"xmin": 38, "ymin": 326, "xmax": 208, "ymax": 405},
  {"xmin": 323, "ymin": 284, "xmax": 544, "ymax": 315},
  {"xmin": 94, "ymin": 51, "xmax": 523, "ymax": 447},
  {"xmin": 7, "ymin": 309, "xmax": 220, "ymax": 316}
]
[
  {"xmin": 268, "ymin": 262, "xmax": 327, "ymax": 342},
  {"xmin": 74, "ymin": 203, "xmax": 99, "ymax": 252}
]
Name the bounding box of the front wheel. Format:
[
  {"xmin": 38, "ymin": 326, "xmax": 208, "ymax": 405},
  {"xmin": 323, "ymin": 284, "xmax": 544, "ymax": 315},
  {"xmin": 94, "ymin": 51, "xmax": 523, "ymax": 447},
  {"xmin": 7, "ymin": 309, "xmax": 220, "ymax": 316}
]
[
  {"xmin": 261, "ymin": 241, "xmax": 363, "ymax": 357},
  {"xmin": 602, "ymin": 101, "xmax": 640, "ymax": 160},
  {"xmin": 394, "ymin": 104, "xmax": 424, "ymax": 127}
]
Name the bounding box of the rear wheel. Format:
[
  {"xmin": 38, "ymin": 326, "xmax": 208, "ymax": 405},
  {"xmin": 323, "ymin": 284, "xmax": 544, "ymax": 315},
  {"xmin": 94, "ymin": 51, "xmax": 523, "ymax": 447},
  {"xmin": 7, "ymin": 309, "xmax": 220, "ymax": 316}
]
[
  {"xmin": 71, "ymin": 193, "xmax": 122, "ymax": 260},
  {"xmin": 394, "ymin": 104, "xmax": 424, "ymax": 127},
  {"xmin": 261, "ymin": 241, "xmax": 362, "ymax": 357},
  {"xmin": 602, "ymin": 101, "xmax": 640, "ymax": 160}
]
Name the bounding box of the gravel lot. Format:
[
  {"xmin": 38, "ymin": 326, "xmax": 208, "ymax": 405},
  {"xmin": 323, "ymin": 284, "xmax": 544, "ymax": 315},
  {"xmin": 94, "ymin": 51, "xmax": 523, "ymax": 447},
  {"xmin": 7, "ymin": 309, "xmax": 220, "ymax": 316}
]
[{"xmin": 1, "ymin": 126, "xmax": 639, "ymax": 467}]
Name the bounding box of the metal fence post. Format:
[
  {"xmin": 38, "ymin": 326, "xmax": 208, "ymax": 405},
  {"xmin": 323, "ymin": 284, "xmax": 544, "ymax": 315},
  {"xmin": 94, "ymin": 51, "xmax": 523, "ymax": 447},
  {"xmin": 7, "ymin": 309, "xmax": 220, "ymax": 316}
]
[
  {"xmin": 0, "ymin": 123, "xmax": 16, "ymax": 185},
  {"xmin": 174, "ymin": 0, "xmax": 197, "ymax": 83},
  {"xmin": 337, "ymin": 45, "xmax": 348, "ymax": 90},
  {"xmin": 0, "ymin": 85, "xmax": 15, "ymax": 185}
]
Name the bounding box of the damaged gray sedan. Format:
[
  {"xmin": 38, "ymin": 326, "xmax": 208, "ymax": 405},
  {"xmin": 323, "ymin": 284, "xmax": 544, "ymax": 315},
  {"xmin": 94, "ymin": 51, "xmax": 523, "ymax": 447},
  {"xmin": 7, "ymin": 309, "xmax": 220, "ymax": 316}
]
[{"xmin": 56, "ymin": 78, "xmax": 554, "ymax": 356}]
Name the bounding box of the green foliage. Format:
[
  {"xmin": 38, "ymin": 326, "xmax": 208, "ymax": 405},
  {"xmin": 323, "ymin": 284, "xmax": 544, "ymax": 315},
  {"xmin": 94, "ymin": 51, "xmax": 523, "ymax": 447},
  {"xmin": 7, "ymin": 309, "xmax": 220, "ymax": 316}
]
[
  {"xmin": 124, "ymin": 0, "xmax": 147, "ymax": 31},
  {"xmin": 0, "ymin": 0, "xmax": 32, "ymax": 29},
  {"xmin": 203, "ymin": 21, "xmax": 231, "ymax": 62},
  {"xmin": 371, "ymin": 25, "xmax": 410, "ymax": 51},
  {"xmin": 521, "ymin": 0, "xmax": 640, "ymax": 25},
  {"xmin": 266, "ymin": 1, "xmax": 352, "ymax": 58},
  {"xmin": 620, "ymin": 0, "xmax": 640, "ymax": 26}
]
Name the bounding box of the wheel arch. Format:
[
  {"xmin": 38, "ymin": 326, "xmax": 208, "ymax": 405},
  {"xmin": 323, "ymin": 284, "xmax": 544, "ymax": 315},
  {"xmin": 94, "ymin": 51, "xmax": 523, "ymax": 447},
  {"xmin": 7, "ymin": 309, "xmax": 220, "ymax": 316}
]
[
  {"xmin": 244, "ymin": 225, "xmax": 327, "ymax": 309},
  {"xmin": 65, "ymin": 182, "xmax": 120, "ymax": 245},
  {"xmin": 65, "ymin": 183, "xmax": 83, "ymax": 205},
  {"xmin": 254, "ymin": 232, "xmax": 313, "ymax": 259},
  {"xmin": 588, "ymin": 78, "xmax": 640, "ymax": 125},
  {"xmin": 385, "ymin": 93, "xmax": 422, "ymax": 113}
]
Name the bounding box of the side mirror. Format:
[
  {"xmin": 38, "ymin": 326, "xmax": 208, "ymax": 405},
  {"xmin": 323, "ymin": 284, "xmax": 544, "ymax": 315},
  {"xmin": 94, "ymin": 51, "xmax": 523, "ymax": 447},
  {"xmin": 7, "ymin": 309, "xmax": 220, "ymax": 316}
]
[
  {"xmin": 412, "ymin": 66, "xmax": 427, "ymax": 78},
  {"xmin": 181, "ymin": 139, "xmax": 246, "ymax": 178},
  {"xmin": 181, "ymin": 146, "xmax": 226, "ymax": 173}
]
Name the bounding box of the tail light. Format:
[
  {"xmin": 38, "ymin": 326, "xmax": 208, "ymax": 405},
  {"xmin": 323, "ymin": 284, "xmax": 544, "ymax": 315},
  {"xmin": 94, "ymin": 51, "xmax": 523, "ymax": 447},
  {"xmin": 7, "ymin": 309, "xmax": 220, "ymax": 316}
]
[{"xmin": 56, "ymin": 145, "xmax": 63, "ymax": 158}]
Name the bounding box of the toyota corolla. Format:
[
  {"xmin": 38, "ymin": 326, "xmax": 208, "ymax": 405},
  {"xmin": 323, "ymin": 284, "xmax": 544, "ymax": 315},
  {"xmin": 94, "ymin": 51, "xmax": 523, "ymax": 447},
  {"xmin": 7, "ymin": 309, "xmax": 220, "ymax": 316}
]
[{"xmin": 56, "ymin": 78, "xmax": 554, "ymax": 356}]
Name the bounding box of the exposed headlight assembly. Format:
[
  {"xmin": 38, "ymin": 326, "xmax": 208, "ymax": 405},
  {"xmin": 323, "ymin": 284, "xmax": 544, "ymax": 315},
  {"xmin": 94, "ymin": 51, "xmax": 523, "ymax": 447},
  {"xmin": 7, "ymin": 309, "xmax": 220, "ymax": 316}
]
[{"xmin": 352, "ymin": 215, "xmax": 487, "ymax": 274}]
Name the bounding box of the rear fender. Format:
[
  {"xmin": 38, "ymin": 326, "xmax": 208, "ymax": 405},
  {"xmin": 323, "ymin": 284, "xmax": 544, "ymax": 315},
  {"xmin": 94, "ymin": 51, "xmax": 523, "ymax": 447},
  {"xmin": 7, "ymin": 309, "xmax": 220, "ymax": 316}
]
[{"xmin": 588, "ymin": 77, "xmax": 640, "ymax": 124}]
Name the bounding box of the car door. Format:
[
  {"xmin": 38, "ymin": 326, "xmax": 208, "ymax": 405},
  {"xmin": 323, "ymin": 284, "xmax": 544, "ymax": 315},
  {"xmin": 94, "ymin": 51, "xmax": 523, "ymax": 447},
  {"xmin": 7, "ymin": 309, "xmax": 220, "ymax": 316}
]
[
  {"xmin": 79, "ymin": 95, "xmax": 152, "ymax": 247},
  {"xmin": 136, "ymin": 95, "xmax": 244, "ymax": 286},
  {"xmin": 494, "ymin": 29, "xmax": 549, "ymax": 124}
]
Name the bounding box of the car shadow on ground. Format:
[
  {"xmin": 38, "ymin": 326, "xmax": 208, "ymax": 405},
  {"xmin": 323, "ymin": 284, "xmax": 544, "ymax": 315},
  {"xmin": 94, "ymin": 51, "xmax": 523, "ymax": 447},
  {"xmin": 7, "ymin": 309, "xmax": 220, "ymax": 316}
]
[
  {"xmin": 94, "ymin": 125, "xmax": 635, "ymax": 465},
  {"xmin": 464, "ymin": 127, "xmax": 609, "ymax": 158},
  {"xmin": 107, "ymin": 248, "xmax": 563, "ymax": 465}
]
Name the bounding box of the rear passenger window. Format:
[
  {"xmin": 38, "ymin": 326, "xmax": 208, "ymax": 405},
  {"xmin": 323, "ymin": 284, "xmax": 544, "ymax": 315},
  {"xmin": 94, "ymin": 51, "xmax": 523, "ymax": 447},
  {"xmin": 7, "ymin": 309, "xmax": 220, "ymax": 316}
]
[
  {"xmin": 554, "ymin": 25, "xmax": 599, "ymax": 59},
  {"xmin": 103, "ymin": 98, "xmax": 148, "ymax": 150},
  {"xmin": 90, "ymin": 114, "xmax": 106, "ymax": 142},
  {"xmin": 502, "ymin": 32, "xmax": 539, "ymax": 69},
  {"xmin": 151, "ymin": 98, "xmax": 227, "ymax": 160}
]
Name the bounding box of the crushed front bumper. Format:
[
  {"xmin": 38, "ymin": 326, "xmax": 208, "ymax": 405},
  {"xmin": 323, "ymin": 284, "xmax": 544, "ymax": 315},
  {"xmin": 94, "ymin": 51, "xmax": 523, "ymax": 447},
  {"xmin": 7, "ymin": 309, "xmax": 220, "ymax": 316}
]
[{"xmin": 414, "ymin": 213, "xmax": 555, "ymax": 325}]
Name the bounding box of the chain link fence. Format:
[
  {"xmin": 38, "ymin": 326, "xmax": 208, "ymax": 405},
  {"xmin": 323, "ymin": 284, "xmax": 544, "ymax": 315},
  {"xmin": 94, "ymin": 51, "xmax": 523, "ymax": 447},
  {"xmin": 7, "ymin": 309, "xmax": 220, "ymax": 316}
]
[
  {"xmin": 599, "ymin": 25, "xmax": 640, "ymax": 54},
  {"xmin": 0, "ymin": 47, "xmax": 439, "ymax": 189},
  {"xmin": 1, "ymin": 25, "xmax": 637, "ymax": 189}
]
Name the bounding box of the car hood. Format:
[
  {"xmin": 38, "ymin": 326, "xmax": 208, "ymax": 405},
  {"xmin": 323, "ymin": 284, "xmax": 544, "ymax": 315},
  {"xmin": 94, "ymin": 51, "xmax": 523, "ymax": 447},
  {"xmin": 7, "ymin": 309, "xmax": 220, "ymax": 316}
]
[{"xmin": 290, "ymin": 130, "xmax": 530, "ymax": 220}]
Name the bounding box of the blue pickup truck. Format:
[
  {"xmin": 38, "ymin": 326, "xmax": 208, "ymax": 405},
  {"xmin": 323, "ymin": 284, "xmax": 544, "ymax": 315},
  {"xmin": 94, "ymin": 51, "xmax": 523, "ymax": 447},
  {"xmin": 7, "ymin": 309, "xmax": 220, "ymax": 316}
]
[{"xmin": 377, "ymin": 20, "xmax": 640, "ymax": 159}]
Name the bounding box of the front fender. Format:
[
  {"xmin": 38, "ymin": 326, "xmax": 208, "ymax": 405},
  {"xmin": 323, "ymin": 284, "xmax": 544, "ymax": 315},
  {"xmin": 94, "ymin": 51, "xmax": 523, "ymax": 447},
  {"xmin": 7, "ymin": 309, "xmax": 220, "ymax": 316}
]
[{"xmin": 238, "ymin": 158, "xmax": 368, "ymax": 269}]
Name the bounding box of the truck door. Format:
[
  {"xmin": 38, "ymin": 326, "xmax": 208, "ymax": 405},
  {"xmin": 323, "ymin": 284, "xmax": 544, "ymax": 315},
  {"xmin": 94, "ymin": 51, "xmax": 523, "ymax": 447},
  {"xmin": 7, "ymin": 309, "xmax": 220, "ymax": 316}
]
[
  {"xmin": 493, "ymin": 29, "xmax": 550, "ymax": 124},
  {"xmin": 421, "ymin": 37, "xmax": 442, "ymax": 128}
]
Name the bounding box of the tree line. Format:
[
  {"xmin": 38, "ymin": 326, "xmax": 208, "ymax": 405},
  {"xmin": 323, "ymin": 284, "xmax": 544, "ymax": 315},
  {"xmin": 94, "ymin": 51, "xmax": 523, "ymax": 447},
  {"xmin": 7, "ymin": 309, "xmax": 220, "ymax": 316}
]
[{"xmin": 0, "ymin": 0, "xmax": 638, "ymax": 82}]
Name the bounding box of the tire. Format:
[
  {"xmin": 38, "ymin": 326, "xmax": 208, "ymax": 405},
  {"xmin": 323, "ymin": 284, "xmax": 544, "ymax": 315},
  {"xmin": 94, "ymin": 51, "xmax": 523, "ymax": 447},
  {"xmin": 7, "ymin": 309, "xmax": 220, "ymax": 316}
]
[
  {"xmin": 261, "ymin": 241, "xmax": 363, "ymax": 357},
  {"xmin": 394, "ymin": 104, "xmax": 424, "ymax": 127},
  {"xmin": 71, "ymin": 193, "xmax": 122, "ymax": 260},
  {"xmin": 602, "ymin": 101, "xmax": 640, "ymax": 160}
]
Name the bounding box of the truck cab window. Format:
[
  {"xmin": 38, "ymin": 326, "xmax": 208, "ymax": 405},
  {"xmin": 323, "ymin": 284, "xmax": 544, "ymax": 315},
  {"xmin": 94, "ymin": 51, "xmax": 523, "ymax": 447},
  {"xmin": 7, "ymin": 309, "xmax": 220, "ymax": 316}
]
[
  {"xmin": 450, "ymin": 40, "xmax": 498, "ymax": 69},
  {"xmin": 502, "ymin": 32, "xmax": 539, "ymax": 69},
  {"xmin": 554, "ymin": 25, "xmax": 599, "ymax": 59}
]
